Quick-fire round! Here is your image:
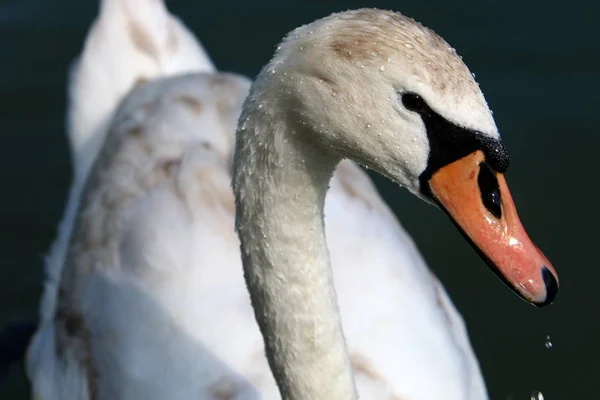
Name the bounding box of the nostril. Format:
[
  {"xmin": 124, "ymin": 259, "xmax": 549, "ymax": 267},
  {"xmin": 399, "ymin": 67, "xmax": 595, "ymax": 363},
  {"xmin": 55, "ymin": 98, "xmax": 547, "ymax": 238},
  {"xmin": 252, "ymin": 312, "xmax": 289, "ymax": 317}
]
[
  {"xmin": 538, "ymin": 267, "xmax": 559, "ymax": 306},
  {"xmin": 477, "ymin": 161, "xmax": 502, "ymax": 219}
]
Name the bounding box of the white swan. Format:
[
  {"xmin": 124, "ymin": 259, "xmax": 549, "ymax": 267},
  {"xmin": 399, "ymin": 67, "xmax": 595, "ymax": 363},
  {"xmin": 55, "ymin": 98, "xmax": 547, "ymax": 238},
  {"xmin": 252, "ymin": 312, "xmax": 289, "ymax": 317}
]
[
  {"xmin": 232, "ymin": 8, "xmax": 559, "ymax": 400},
  {"xmin": 26, "ymin": 5, "xmax": 557, "ymax": 400}
]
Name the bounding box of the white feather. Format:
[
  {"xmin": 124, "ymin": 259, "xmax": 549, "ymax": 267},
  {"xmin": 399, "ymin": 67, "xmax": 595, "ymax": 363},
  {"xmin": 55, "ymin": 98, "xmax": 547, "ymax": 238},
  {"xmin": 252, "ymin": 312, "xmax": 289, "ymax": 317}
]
[{"xmin": 27, "ymin": 5, "xmax": 487, "ymax": 400}]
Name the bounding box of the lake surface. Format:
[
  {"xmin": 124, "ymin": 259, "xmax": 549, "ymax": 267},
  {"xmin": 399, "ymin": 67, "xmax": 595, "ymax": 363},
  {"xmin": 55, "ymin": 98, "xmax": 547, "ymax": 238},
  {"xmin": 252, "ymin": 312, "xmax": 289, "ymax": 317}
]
[{"xmin": 1, "ymin": 0, "xmax": 598, "ymax": 398}]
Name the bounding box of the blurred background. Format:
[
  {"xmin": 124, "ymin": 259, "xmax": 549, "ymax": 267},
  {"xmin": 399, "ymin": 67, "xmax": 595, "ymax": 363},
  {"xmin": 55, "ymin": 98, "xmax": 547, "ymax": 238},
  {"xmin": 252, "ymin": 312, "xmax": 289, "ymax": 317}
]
[{"xmin": 0, "ymin": 0, "xmax": 598, "ymax": 398}]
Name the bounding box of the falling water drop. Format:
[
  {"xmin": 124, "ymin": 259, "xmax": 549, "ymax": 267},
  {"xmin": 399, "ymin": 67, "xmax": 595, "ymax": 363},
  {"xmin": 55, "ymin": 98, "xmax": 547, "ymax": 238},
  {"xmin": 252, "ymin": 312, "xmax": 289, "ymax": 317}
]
[
  {"xmin": 544, "ymin": 335, "xmax": 553, "ymax": 349},
  {"xmin": 530, "ymin": 390, "xmax": 544, "ymax": 400}
]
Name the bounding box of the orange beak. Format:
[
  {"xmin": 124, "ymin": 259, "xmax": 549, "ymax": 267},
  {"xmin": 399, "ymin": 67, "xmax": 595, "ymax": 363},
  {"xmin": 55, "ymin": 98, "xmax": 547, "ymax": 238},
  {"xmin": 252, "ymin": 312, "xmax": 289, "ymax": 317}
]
[{"xmin": 428, "ymin": 150, "xmax": 558, "ymax": 306}]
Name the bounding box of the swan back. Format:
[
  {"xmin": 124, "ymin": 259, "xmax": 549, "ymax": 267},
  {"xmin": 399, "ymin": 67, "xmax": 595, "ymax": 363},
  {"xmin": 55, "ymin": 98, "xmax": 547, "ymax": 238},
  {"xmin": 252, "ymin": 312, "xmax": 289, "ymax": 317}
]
[
  {"xmin": 69, "ymin": 0, "xmax": 215, "ymax": 180},
  {"xmin": 27, "ymin": 72, "xmax": 252, "ymax": 400},
  {"xmin": 35, "ymin": 0, "xmax": 215, "ymax": 323}
]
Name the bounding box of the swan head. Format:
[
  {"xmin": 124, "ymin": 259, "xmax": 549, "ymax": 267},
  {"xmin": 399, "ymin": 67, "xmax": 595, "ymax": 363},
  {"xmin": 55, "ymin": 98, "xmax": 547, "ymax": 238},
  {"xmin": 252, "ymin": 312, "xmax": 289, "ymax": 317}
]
[{"xmin": 257, "ymin": 8, "xmax": 558, "ymax": 305}]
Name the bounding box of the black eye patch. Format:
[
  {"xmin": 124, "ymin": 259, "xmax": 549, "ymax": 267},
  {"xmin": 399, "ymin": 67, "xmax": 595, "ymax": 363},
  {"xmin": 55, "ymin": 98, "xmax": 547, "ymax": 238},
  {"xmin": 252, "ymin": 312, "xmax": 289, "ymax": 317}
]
[{"xmin": 397, "ymin": 91, "xmax": 511, "ymax": 198}]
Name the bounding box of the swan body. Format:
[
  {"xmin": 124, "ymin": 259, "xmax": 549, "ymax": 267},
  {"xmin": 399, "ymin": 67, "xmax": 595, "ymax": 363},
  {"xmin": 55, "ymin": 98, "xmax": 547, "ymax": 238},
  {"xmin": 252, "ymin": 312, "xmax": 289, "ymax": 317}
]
[
  {"xmin": 24, "ymin": 5, "xmax": 560, "ymax": 400},
  {"xmin": 31, "ymin": 0, "xmax": 214, "ymax": 326}
]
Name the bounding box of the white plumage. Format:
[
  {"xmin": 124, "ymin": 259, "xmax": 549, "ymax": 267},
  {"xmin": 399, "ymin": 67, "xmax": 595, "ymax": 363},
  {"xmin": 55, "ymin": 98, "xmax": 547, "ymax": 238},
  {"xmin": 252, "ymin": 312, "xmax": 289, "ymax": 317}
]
[{"xmin": 27, "ymin": 2, "xmax": 489, "ymax": 399}]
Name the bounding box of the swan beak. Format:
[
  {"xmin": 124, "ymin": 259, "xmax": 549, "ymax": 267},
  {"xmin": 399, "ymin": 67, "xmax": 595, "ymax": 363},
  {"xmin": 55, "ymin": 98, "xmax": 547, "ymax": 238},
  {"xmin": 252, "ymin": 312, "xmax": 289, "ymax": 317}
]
[{"xmin": 428, "ymin": 150, "xmax": 558, "ymax": 306}]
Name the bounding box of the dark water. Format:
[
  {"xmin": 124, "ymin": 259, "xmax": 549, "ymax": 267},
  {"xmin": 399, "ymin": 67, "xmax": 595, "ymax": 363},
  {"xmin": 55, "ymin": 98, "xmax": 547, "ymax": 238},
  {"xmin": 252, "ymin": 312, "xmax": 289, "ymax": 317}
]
[{"xmin": 1, "ymin": 0, "xmax": 598, "ymax": 398}]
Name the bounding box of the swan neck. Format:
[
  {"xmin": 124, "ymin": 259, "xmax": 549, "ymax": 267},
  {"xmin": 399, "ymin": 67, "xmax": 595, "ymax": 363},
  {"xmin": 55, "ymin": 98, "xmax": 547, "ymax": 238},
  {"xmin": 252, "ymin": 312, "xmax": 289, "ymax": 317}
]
[{"xmin": 233, "ymin": 107, "xmax": 357, "ymax": 399}]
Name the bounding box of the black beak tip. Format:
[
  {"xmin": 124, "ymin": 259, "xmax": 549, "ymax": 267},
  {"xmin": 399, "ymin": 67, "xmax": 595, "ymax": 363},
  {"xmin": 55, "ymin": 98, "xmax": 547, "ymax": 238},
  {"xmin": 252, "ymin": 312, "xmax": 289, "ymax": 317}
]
[{"xmin": 533, "ymin": 266, "xmax": 558, "ymax": 307}]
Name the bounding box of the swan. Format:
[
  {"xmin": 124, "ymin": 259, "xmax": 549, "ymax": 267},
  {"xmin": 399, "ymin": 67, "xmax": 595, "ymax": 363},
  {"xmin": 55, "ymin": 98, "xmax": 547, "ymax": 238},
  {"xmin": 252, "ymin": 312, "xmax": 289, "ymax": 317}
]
[
  {"xmin": 25, "ymin": 5, "xmax": 556, "ymax": 400},
  {"xmin": 232, "ymin": 8, "xmax": 559, "ymax": 400}
]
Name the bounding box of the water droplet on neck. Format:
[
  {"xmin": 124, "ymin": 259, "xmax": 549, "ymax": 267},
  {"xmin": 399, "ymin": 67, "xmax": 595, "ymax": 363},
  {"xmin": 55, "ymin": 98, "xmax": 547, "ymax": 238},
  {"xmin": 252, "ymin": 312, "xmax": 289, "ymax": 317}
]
[
  {"xmin": 366, "ymin": 123, "xmax": 372, "ymax": 128},
  {"xmin": 380, "ymin": 65, "xmax": 386, "ymax": 71},
  {"xmin": 531, "ymin": 390, "xmax": 544, "ymax": 400},
  {"xmin": 404, "ymin": 43, "xmax": 414, "ymax": 49}
]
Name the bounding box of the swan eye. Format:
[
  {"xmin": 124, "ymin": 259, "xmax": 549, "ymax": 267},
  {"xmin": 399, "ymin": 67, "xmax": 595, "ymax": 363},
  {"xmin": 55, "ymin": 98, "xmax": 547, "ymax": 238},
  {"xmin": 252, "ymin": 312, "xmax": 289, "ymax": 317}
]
[
  {"xmin": 478, "ymin": 161, "xmax": 502, "ymax": 218},
  {"xmin": 401, "ymin": 92, "xmax": 426, "ymax": 113}
]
